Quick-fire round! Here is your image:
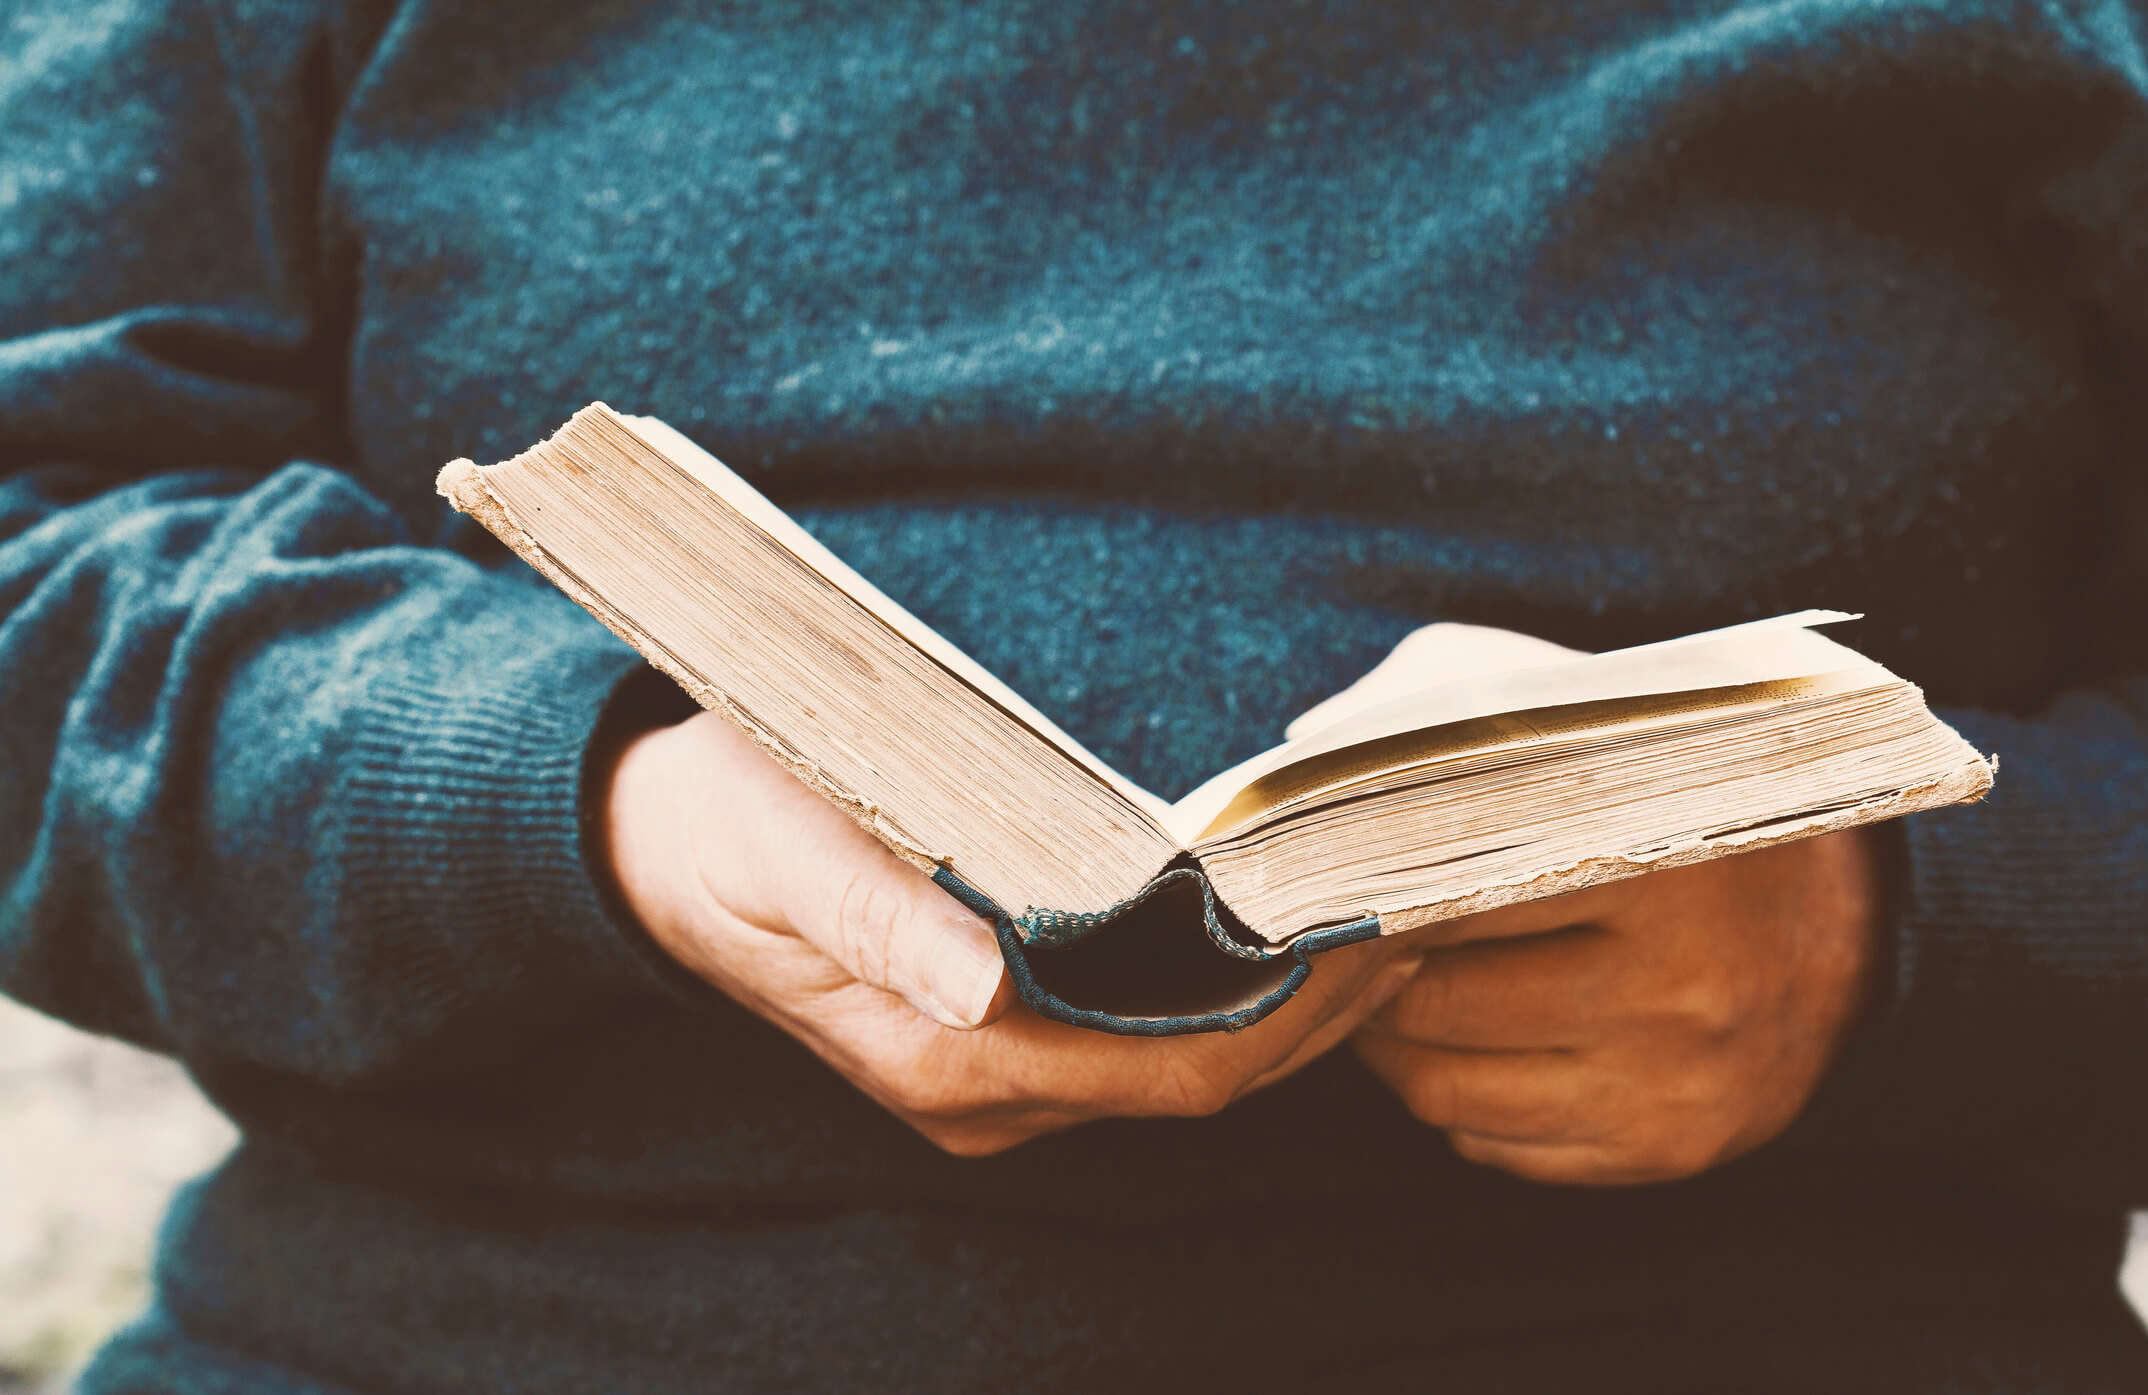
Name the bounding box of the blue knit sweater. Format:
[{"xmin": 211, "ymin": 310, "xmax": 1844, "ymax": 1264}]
[{"xmin": 5, "ymin": 1, "xmax": 2148, "ymax": 1389}]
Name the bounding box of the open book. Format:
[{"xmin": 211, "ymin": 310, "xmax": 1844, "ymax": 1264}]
[{"xmin": 439, "ymin": 405, "xmax": 1994, "ymax": 1035}]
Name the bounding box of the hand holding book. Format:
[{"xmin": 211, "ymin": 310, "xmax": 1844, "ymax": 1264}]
[
  {"xmin": 601, "ymin": 638, "xmax": 1878, "ymax": 1168},
  {"xmin": 1353, "ymin": 825, "xmax": 1881, "ymax": 1184},
  {"xmin": 442, "ymin": 405, "xmax": 1989, "ymax": 1039},
  {"xmin": 599, "ymin": 705, "xmax": 1423, "ymax": 1156}
]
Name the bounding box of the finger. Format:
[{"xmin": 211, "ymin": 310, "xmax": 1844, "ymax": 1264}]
[
  {"xmin": 676, "ymin": 716, "xmax": 1010, "ymax": 1030},
  {"xmin": 1361, "ymin": 924, "xmax": 1620, "ymax": 1049},
  {"xmin": 822, "ymin": 944, "xmax": 1417, "ymax": 1136},
  {"xmin": 980, "ymin": 937, "xmax": 1418, "ymax": 1120},
  {"xmin": 908, "ymin": 1107, "xmax": 1090, "ymax": 1158},
  {"xmin": 1147, "ymin": 937, "xmax": 1429, "ymax": 1112},
  {"xmin": 1351, "ymin": 1036, "xmax": 1595, "ymax": 1142},
  {"xmin": 1447, "ymin": 1133, "xmax": 1671, "ymax": 1186},
  {"xmin": 1410, "ymin": 875, "xmax": 1646, "ymax": 949},
  {"xmin": 1242, "ymin": 950, "xmax": 1428, "ymax": 1096},
  {"xmin": 768, "ymin": 804, "xmax": 1007, "ymax": 1031}
]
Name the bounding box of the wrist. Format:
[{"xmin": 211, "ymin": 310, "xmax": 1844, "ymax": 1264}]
[{"xmin": 580, "ymin": 670, "xmax": 709, "ymax": 990}]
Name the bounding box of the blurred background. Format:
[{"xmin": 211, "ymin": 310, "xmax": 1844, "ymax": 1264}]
[
  {"xmin": 1, "ymin": 997, "xmax": 236, "ymax": 1394},
  {"xmin": 4, "ymin": 989, "xmax": 2146, "ymax": 1390}
]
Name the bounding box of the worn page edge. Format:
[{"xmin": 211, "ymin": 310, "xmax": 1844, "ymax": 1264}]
[
  {"xmin": 437, "ymin": 456, "xmax": 943, "ymax": 872},
  {"xmin": 1366, "ymin": 746, "xmax": 1995, "ymax": 937},
  {"xmin": 616, "ymin": 413, "xmax": 1176, "ymax": 830}
]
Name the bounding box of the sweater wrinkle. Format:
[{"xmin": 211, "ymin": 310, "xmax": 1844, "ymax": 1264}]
[{"xmin": 3, "ymin": 1, "xmax": 2145, "ymax": 1389}]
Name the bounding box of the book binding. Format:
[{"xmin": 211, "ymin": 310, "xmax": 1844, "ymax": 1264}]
[{"xmin": 933, "ymin": 865, "xmax": 1382, "ymax": 1036}]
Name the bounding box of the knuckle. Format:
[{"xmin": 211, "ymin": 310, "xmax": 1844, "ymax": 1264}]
[
  {"xmin": 918, "ymin": 1122, "xmax": 1019, "ymax": 1158},
  {"xmin": 1180, "ymin": 1078, "xmax": 1238, "ymax": 1119},
  {"xmin": 1161, "ymin": 1057, "xmax": 1241, "ymax": 1117},
  {"xmin": 1638, "ymin": 1127, "xmax": 1724, "ymax": 1181},
  {"xmin": 1403, "ymin": 1064, "xmax": 1461, "ymax": 1128},
  {"xmin": 831, "ymin": 870, "xmax": 895, "ymax": 987},
  {"xmin": 907, "ymin": 1118, "xmax": 963, "ymax": 1152},
  {"xmin": 880, "ymin": 1063, "xmax": 970, "ymax": 1119},
  {"xmin": 1670, "ymin": 972, "xmax": 1744, "ymax": 1040},
  {"xmin": 1447, "ymin": 1131, "xmax": 1493, "ymax": 1164}
]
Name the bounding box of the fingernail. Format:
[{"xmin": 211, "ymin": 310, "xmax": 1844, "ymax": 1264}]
[{"xmin": 924, "ymin": 916, "xmax": 1006, "ymax": 1030}]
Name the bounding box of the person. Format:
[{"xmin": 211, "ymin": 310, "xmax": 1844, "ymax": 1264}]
[{"xmin": 3, "ymin": 0, "xmax": 2144, "ymax": 1389}]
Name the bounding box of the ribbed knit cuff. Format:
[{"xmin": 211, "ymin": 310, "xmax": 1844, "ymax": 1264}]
[
  {"xmin": 1779, "ymin": 699, "xmax": 2148, "ymax": 1194},
  {"xmin": 1894, "ymin": 705, "xmax": 2147, "ymax": 1004},
  {"xmin": 329, "ymin": 637, "xmax": 678, "ymax": 1019}
]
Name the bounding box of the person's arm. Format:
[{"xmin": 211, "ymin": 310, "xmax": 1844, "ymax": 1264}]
[
  {"xmin": 1345, "ymin": 568, "xmax": 2148, "ymax": 1204},
  {"xmin": 0, "ymin": 2, "xmax": 701, "ymax": 1102},
  {"xmin": 1791, "ymin": 677, "xmax": 2148, "ymax": 1205},
  {"xmin": 1352, "ymin": 24, "xmax": 2148, "ymax": 1202},
  {"xmin": 1761, "ymin": 115, "xmax": 2148, "ymax": 1207},
  {"xmin": 2, "ymin": 1, "xmax": 1423, "ymax": 1163}
]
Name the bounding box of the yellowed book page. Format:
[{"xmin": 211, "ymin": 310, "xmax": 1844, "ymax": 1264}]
[
  {"xmin": 1194, "ymin": 672, "xmax": 1894, "ymax": 845},
  {"xmin": 1283, "ymin": 624, "xmax": 1587, "ymax": 741},
  {"xmin": 1165, "ymin": 614, "xmax": 1882, "ymax": 843},
  {"xmin": 1368, "ymin": 746, "xmax": 1994, "ymax": 936},
  {"xmin": 621, "ymin": 412, "xmax": 1172, "ymax": 826}
]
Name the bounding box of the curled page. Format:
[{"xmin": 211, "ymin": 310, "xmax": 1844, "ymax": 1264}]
[{"xmin": 1166, "ymin": 612, "xmax": 1877, "ymax": 843}]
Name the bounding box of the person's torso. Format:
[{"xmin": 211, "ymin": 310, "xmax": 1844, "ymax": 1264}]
[{"xmin": 153, "ymin": 1, "xmax": 2139, "ymax": 1382}]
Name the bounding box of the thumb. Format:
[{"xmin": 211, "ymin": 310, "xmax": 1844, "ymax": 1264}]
[
  {"xmin": 782, "ymin": 821, "xmax": 1010, "ymax": 1031},
  {"xmin": 1234, "ymin": 944, "xmax": 1427, "ymax": 1097}
]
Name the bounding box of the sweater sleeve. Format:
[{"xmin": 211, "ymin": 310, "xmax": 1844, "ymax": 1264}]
[
  {"xmin": 1768, "ymin": 12, "xmax": 2148, "ymax": 1209},
  {"xmin": 0, "ymin": 2, "xmax": 684, "ymax": 1111},
  {"xmin": 1782, "ymin": 680, "xmax": 2148, "ymax": 1209}
]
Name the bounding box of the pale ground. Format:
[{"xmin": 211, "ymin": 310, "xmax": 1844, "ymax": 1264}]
[
  {"xmin": 2, "ymin": 994, "xmax": 2145, "ymax": 1391},
  {"xmin": 1, "ymin": 998, "xmax": 237, "ymax": 1394}
]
